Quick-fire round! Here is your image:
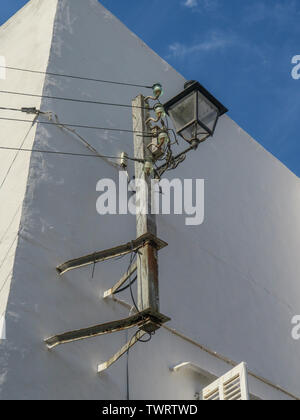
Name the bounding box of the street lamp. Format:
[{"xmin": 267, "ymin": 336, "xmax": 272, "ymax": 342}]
[{"xmin": 163, "ymin": 81, "xmax": 228, "ymax": 147}]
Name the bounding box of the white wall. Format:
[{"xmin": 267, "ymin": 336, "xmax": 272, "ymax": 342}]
[
  {"xmin": 0, "ymin": 0, "xmax": 299, "ymax": 400},
  {"xmin": 157, "ymin": 115, "xmax": 300, "ymax": 398},
  {"xmin": 0, "ymin": 0, "xmax": 58, "ymax": 332}
]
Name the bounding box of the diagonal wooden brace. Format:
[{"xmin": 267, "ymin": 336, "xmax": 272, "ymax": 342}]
[
  {"xmin": 97, "ymin": 329, "xmax": 147, "ymax": 374},
  {"xmin": 103, "ymin": 262, "xmax": 137, "ymax": 298},
  {"xmin": 56, "ymin": 232, "xmax": 167, "ymax": 276},
  {"xmin": 45, "ymin": 308, "xmax": 170, "ymax": 349}
]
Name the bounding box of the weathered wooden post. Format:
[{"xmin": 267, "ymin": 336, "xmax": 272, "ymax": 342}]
[{"xmin": 132, "ymin": 95, "xmax": 160, "ymax": 313}]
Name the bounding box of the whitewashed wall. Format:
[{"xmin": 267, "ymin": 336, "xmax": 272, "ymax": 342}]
[
  {"xmin": 0, "ymin": 0, "xmax": 299, "ymax": 400},
  {"xmin": 0, "ymin": 0, "xmax": 57, "ymax": 338}
]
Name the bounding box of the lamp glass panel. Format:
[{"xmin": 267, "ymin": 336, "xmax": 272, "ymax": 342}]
[
  {"xmin": 168, "ymin": 91, "xmax": 196, "ymax": 133},
  {"xmin": 198, "ymin": 92, "xmax": 219, "ymax": 132},
  {"xmin": 180, "ymin": 122, "xmax": 209, "ymax": 142}
]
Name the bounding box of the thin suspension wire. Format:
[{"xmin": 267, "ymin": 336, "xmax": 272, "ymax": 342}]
[
  {"xmin": 128, "ymin": 252, "xmax": 139, "ymax": 313},
  {"xmin": 0, "ymin": 203, "xmax": 22, "ymax": 245},
  {"xmin": 0, "ymin": 116, "xmax": 38, "ymax": 190},
  {"xmin": 0, "ymin": 232, "xmax": 19, "ymax": 272},
  {"xmin": 0, "ymin": 309, "xmax": 5, "ymax": 322},
  {"xmin": 125, "ymin": 325, "xmax": 152, "ymax": 400},
  {"xmin": 113, "ymin": 276, "xmax": 137, "ymax": 295},
  {"xmin": 0, "ymin": 145, "xmax": 143, "ymax": 162},
  {"xmin": 0, "ymin": 90, "xmax": 151, "ymax": 110},
  {"xmin": 0, "ymin": 65, "xmax": 153, "ymax": 89},
  {"xmin": 47, "ymin": 112, "xmax": 120, "ymax": 170},
  {"xmin": 0, "ymin": 116, "xmax": 149, "ymax": 134},
  {"xmin": 0, "ymin": 105, "xmax": 22, "ymax": 112},
  {"xmin": 136, "ymin": 331, "xmax": 153, "ymax": 343},
  {"xmin": 0, "ymin": 269, "xmax": 13, "ymax": 295}
]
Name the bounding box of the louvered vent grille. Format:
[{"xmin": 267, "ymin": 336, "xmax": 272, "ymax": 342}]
[
  {"xmin": 202, "ymin": 362, "xmax": 249, "ymax": 401},
  {"xmin": 223, "ymin": 374, "xmax": 242, "ymax": 400}
]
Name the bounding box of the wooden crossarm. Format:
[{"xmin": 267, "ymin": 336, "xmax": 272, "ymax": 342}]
[
  {"xmin": 56, "ymin": 233, "xmax": 167, "ymax": 276},
  {"xmin": 45, "ymin": 308, "xmax": 170, "ymax": 349}
]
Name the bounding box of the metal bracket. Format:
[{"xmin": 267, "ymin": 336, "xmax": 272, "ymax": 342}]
[
  {"xmin": 56, "ymin": 232, "xmax": 168, "ymax": 276},
  {"xmin": 155, "ymin": 143, "xmax": 198, "ymax": 178},
  {"xmin": 170, "ymin": 362, "xmax": 214, "ymax": 378},
  {"xmin": 21, "ymin": 107, "xmax": 40, "ymax": 115}
]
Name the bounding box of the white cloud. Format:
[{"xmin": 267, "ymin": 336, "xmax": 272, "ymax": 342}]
[
  {"xmin": 183, "ymin": 0, "xmax": 198, "ymax": 7},
  {"xmin": 167, "ymin": 31, "xmax": 267, "ymax": 64},
  {"xmin": 168, "ymin": 32, "xmax": 233, "ymax": 58},
  {"xmin": 243, "ymin": 0, "xmax": 300, "ymax": 25},
  {"xmin": 183, "ymin": 0, "xmax": 219, "ymax": 12}
]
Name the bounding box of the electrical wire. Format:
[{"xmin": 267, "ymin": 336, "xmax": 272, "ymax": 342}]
[
  {"xmin": 0, "ymin": 310, "xmax": 5, "ymax": 323},
  {"xmin": 47, "ymin": 111, "xmax": 120, "ymax": 169},
  {"xmin": 113, "ymin": 276, "xmax": 137, "ymax": 295},
  {"xmin": 125, "ymin": 327, "xmax": 141, "ymax": 401},
  {"xmin": 0, "ymin": 116, "xmax": 150, "ymax": 134},
  {"xmin": 0, "ymin": 65, "xmax": 153, "ymax": 89},
  {"xmin": 0, "ymin": 90, "xmax": 152, "ymax": 110},
  {"xmin": 126, "ymin": 329, "xmax": 131, "ymax": 401},
  {"xmin": 0, "ymin": 269, "xmax": 13, "ymax": 295},
  {"xmin": 136, "ymin": 331, "xmax": 153, "ymax": 343},
  {"xmin": 0, "ymin": 115, "xmax": 38, "ymax": 190},
  {"xmin": 110, "ymin": 245, "xmax": 143, "ymax": 299},
  {"xmin": 0, "ymin": 145, "xmax": 144, "ymax": 163},
  {"xmin": 125, "ymin": 249, "xmax": 156, "ymax": 344},
  {"xmin": 0, "ymin": 203, "xmax": 22, "ymax": 245},
  {"xmin": 125, "ymin": 326, "xmax": 153, "ymax": 400},
  {"xmin": 0, "ymin": 105, "xmax": 23, "ymax": 112},
  {"xmin": 0, "ymin": 110, "xmax": 144, "ymax": 169},
  {"xmin": 128, "ymin": 252, "xmax": 139, "ymax": 313},
  {"xmin": 91, "ymin": 251, "xmax": 131, "ymax": 279},
  {"xmin": 0, "ymin": 232, "xmax": 19, "ymax": 273}
]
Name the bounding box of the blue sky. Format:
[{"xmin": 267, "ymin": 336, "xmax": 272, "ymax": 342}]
[{"xmin": 1, "ymin": 0, "xmax": 299, "ymax": 176}]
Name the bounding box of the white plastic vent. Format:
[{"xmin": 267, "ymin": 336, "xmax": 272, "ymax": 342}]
[{"xmin": 202, "ymin": 362, "xmax": 249, "ymax": 401}]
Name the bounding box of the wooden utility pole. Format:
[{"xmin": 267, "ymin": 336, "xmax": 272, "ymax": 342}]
[
  {"xmin": 44, "ymin": 94, "xmax": 170, "ymax": 371},
  {"xmin": 132, "ymin": 95, "xmax": 159, "ymax": 313}
]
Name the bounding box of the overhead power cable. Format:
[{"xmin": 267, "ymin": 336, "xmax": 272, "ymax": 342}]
[
  {"xmin": 0, "ymin": 105, "xmax": 23, "ymax": 112},
  {"xmin": 0, "ymin": 65, "xmax": 153, "ymax": 89},
  {"xmin": 0, "ymin": 90, "xmax": 151, "ymax": 110},
  {"xmin": 0, "ymin": 232, "xmax": 19, "ymax": 273},
  {"xmin": 113, "ymin": 276, "xmax": 137, "ymax": 295},
  {"xmin": 0, "ymin": 115, "xmax": 38, "ymax": 190},
  {"xmin": 47, "ymin": 112, "xmax": 120, "ymax": 169},
  {"xmin": 127, "ymin": 252, "xmax": 139, "ymax": 313},
  {"xmin": 0, "ymin": 145, "xmax": 144, "ymax": 163},
  {"xmin": 0, "ymin": 203, "xmax": 22, "ymax": 245},
  {"xmin": 0, "ymin": 116, "xmax": 150, "ymax": 135},
  {"xmin": 0, "ymin": 269, "xmax": 13, "ymax": 296}
]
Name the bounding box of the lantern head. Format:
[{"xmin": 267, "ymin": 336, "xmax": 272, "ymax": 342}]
[{"xmin": 163, "ymin": 81, "xmax": 228, "ymax": 144}]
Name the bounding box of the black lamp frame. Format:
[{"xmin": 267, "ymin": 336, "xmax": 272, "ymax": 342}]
[{"xmin": 164, "ymin": 81, "xmax": 228, "ymax": 144}]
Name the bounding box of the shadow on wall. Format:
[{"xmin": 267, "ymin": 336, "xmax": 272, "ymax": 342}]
[{"xmin": 0, "ymin": 314, "xmax": 5, "ymax": 340}]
